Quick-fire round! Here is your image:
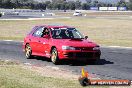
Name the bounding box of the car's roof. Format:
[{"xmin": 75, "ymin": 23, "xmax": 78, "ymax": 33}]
[{"xmin": 35, "ymin": 24, "xmax": 74, "ymax": 29}]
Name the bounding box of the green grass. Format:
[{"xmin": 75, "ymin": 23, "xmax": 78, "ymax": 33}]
[
  {"xmin": 0, "ymin": 17, "xmax": 132, "ymax": 47},
  {"xmin": 0, "ymin": 60, "xmax": 109, "ymax": 88}
]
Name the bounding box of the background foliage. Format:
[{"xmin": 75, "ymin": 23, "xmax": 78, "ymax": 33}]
[{"xmin": 0, "ymin": 0, "xmax": 132, "ymax": 10}]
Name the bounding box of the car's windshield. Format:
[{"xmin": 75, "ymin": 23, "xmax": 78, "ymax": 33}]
[{"xmin": 51, "ymin": 28, "xmax": 84, "ymax": 39}]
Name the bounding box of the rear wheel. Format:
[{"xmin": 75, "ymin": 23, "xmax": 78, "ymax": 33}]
[
  {"xmin": 25, "ymin": 44, "xmax": 33, "ymax": 59},
  {"xmin": 51, "ymin": 48, "xmax": 59, "ymax": 64}
]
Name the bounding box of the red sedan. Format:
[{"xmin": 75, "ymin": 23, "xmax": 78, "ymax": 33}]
[{"xmin": 23, "ymin": 25, "xmax": 101, "ymax": 64}]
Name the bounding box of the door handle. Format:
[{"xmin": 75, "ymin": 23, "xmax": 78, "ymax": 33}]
[
  {"xmin": 29, "ymin": 39, "xmax": 31, "ymax": 41},
  {"xmin": 38, "ymin": 40, "xmax": 45, "ymax": 44},
  {"xmin": 38, "ymin": 40, "xmax": 41, "ymax": 42}
]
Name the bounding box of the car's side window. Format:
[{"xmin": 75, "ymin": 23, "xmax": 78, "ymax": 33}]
[
  {"xmin": 28, "ymin": 26, "xmax": 38, "ymax": 35},
  {"xmin": 32, "ymin": 27, "xmax": 44, "ymax": 37}
]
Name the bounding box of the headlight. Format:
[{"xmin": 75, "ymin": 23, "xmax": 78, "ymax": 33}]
[
  {"xmin": 93, "ymin": 46, "xmax": 100, "ymax": 50},
  {"xmin": 62, "ymin": 46, "xmax": 75, "ymax": 50}
]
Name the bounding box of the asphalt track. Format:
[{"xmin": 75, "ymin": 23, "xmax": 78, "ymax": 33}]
[
  {"xmin": 0, "ymin": 40, "xmax": 132, "ymax": 80},
  {"xmin": 0, "ymin": 15, "xmax": 63, "ymax": 19},
  {"xmin": 1, "ymin": 15, "xmax": 132, "ymax": 22},
  {"xmin": 1, "ymin": 9, "xmax": 132, "ymax": 20}
]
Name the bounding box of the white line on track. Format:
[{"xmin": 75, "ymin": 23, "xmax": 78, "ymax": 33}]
[
  {"xmin": 0, "ymin": 17, "xmax": 71, "ymax": 21},
  {"xmin": 2, "ymin": 40, "xmax": 23, "ymax": 42},
  {"xmin": 102, "ymin": 46, "xmax": 132, "ymax": 49},
  {"xmin": 3, "ymin": 40, "xmax": 13, "ymax": 41},
  {"xmin": 0, "ymin": 18, "xmax": 54, "ymax": 21},
  {"xmin": 28, "ymin": 18, "xmax": 55, "ymax": 20}
]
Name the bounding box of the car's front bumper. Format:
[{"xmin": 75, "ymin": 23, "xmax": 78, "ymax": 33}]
[{"xmin": 58, "ymin": 50, "xmax": 101, "ymax": 60}]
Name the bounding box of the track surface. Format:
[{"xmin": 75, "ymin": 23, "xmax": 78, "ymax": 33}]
[
  {"xmin": 1, "ymin": 11, "xmax": 132, "ymax": 20},
  {"xmin": 0, "ymin": 41, "xmax": 132, "ymax": 80}
]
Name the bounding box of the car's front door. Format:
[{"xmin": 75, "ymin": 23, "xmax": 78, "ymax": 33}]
[
  {"xmin": 31, "ymin": 26, "xmax": 45, "ymax": 55},
  {"xmin": 38, "ymin": 37, "xmax": 50, "ymax": 57},
  {"xmin": 37, "ymin": 28, "xmax": 51, "ymax": 57}
]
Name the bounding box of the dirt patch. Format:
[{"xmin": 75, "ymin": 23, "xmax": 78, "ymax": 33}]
[
  {"xmin": 22, "ymin": 64, "xmax": 100, "ymax": 81},
  {"xmin": 22, "ymin": 65, "xmax": 79, "ymax": 80}
]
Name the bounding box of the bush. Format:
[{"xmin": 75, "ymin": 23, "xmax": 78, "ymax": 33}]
[{"xmin": 128, "ymin": 3, "xmax": 132, "ymax": 10}]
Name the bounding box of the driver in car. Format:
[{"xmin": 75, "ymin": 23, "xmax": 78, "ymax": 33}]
[{"xmin": 41, "ymin": 28, "xmax": 50, "ymax": 37}]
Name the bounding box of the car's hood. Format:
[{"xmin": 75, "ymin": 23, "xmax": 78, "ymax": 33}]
[{"xmin": 53, "ymin": 39, "xmax": 98, "ymax": 47}]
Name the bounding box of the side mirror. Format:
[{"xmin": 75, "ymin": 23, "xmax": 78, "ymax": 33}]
[{"xmin": 85, "ymin": 36, "xmax": 88, "ymax": 40}]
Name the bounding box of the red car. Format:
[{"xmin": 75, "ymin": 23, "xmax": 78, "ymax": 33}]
[{"xmin": 23, "ymin": 25, "xmax": 101, "ymax": 64}]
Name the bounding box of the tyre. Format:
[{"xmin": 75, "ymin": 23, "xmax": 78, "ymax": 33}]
[
  {"xmin": 51, "ymin": 48, "xmax": 59, "ymax": 64},
  {"xmin": 25, "ymin": 44, "xmax": 33, "ymax": 59}
]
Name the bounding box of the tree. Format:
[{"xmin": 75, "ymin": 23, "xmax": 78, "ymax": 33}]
[
  {"xmin": 75, "ymin": 0, "xmax": 81, "ymax": 9},
  {"xmin": 45, "ymin": 1, "xmax": 51, "ymax": 5},
  {"xmin": 68, "ymin": 1, "xmax": 75, "ymax": 10},
  {"xmin": 60, "ymin": 3, "xmax": 65, "ymax": 10},
  {"xmin": 0, "ymin": 0, "xmax": 2, "ymax": 7},
  {"xmin": 91, "ymin": 0, "xmax": 99, "ymax": 7},
  {"xmin": 45, "ymin": 1, "xmax": 51, "ymax": 10},
  {"xmin": 65, "ymin": 2, "xmax": 70, "ymax": 10},
  {"xmin": 82, "ymin": 3, "xmax": 89, "ymax": 10},
  {"xmin": 1, "ymin": 0, "xmax": 15, "ymax": 8},
  {"xmin": 47, "ymin": 3, "xmax": 53, "ymax": 10},
  {"xmin": 127, "ymin": 1, "xmax": 132, "ymax": 10},
  {"xmin": 117, "ymin": 0, "xmax": 127, "ymax": 7},
  {"xmin": 86, "ymin": 0, "xmax": 91, "ymax": 3}
]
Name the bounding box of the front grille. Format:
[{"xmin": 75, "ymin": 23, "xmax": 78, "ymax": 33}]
[
  {"xmin": 76, "ymin": 52, "xmax": 93, "ymax": 58},
  {"xmin": 75, "ymin": 47, "xmax": 93, "ymax": 51},
  {"xmin": 65, "ymin": 52, "xmax": 94, "ymax": 58}
]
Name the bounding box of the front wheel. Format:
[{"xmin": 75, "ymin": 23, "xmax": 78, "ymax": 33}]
[
  {"xmin": 51, "ymin": 48, "xmax": 59, "ymax": 65},
  {"xmin": 25, "ymin": 44, "xmax": 33, "ymax": 59}
]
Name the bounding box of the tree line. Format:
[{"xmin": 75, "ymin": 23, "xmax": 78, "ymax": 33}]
[{"xmin": 0, "ymin": 0, "xmax": 132, "ymax": 10}]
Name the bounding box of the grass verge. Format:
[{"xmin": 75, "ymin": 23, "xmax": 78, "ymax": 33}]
[{"xmin": 0, "ymin": 60, "xmax": 108, "ymax": 88}]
